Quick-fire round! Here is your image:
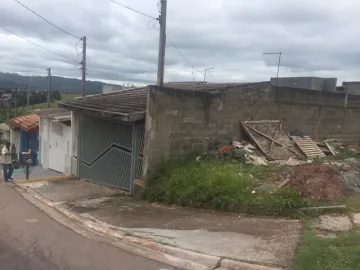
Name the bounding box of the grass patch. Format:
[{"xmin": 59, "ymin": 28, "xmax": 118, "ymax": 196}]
[
  {"xmin": 344, "ymin": 195, "xmax": 360, "ymax": 212},
  {"xmin": 143, "ymin": 160, "xmax": 310, "ymax": 213},
  {"xmin": 294, "ymin": 229, "xmax": 360, "ymax": 270}
]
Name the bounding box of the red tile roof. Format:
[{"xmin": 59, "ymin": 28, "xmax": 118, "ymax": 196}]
[{"xmin": 10, "ymin": 114, "xmax": 40, "ymax": 132}]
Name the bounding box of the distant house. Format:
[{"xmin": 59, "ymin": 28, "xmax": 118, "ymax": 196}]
[
  {"xmin": 102, "ymin": 84, "xmax": 137, "ymax": 94},
  {"xmin": 0, "ymin": 123, "xmax": 10, "ymax": 143},
  {"xmin": 36, "ymin": 108, "xmax": 72, "ymax": 175},
  {"xmin": 5, "ymin": 114, "xmax": 40, "ymax": 165}
]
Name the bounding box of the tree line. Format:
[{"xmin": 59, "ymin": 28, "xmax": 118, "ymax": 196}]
[
  {"xmin": 0, "ymin": 89, "xmax": 62, "ymax": 123},
  {"xmin": 7, "ymin": 89, "xmax": 62, "ymax": 107}
]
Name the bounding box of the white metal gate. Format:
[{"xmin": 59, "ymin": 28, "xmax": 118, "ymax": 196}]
[{"xmin": 79, "ymin": 116, "xmax": 143, "ymax": 191}]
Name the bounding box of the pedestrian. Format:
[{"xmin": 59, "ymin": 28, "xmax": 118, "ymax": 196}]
[{"xmin": 2, "ymin": 142, "xmax": 14, "ymax": 182}]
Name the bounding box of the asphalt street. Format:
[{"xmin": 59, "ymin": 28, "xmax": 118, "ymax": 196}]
[{"xmin": 0, "ymin": 181, "xmax": 176, "ymax": 270}]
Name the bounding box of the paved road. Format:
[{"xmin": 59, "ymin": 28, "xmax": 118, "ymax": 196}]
[{"xmin": 0, "ymin": 182, "xmax": 175, "ymax": 270}]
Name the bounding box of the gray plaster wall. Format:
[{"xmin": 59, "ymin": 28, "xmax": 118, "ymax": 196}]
[{"xmin": 143, "ymin": 83, "xmax": 360, "ymax": 176}]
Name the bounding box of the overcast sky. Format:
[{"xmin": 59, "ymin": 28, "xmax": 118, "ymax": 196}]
[{"xmin": 1, "ymin": 0, "xmax": 360, "ymax": 85}]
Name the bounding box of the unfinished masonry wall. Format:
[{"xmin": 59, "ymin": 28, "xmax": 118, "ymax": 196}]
[{"xmin": 143, "ymin": 84, "xmax": 360, "ymax": 176}]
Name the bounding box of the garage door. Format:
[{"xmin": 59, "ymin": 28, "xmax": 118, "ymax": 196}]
[{"xmin": 79, "ymin": 116, "xmax": 133, "ymax": 191}]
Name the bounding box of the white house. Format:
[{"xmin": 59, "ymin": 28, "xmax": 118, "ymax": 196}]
[
  {"xmin": 0, "ymin": 123, "xmax": 10, "ymax": 142},
  {"xmin": 36, "ymin": 108, "xmax": 72, "ymax": 175}
]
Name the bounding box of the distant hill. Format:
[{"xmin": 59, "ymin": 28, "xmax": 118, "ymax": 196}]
[{"xmin": 0, "ymin": 72, "xmax": 117, "ymax": 94}]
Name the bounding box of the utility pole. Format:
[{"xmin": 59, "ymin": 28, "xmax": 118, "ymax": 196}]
[
  {"xmin": 204, "ymin": 67, "xmax": 215, "ymax": 82},
  {"xmin": 81, "ymin": 36, "xmax": 87, "ymax": 96},
  {"xmin": 47, "ymin": 68, "xmax": 52, "ymax": 108},
  {"xmin": 156, "ymin": 0, "xmax": 167, "ymax": 86},
  {"xmin": 263, "ymin": 52, "xmax": 282, "ymax": 78},
  {"xmin": 26, "ymin": 84, "xmax": 29, "ymax": 112}
]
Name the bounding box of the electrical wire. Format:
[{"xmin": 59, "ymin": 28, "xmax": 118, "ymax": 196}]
[
  {"xmin": 75, "ymin": 39, "xmax": 83, "ymax": 55},
  {"xmin": 13, "ymin": 0, "xmax": 81, "ymax": 40},
  {"xmin": 147, "ymin": 18, "xmax": 158, "ymax": 29},
  {"xmin": 110, "ymin": 0, "xmax": 158, "ymax": 20},
  {"xmin": 0, "ymin": 24, "xmax": 77, "ymax": 64},
  {"xmin": 166, "ymin": 35, "xmax": 204, "ymax": 75}
]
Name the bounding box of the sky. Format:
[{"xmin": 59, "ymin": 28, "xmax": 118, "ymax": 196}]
[{"xmin": 1, "ymin": 0, "xmax": 360, "ymax": 85}]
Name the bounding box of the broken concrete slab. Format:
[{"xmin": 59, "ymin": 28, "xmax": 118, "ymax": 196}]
[
  {"xmin": 352, "ymin": 213, "xmax": 360, "ymax": 229},
  {"xmin": 314, "ymin": 215, "xmax": 353, "ymax": 232}
]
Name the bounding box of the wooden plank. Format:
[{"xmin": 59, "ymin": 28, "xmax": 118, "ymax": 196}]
[
  {"xmin": 300, "ymin": 148, "xmax": 323, "ymax": 151},
  {"xmin": 243, "ymin": 120, "xmax": 281, "ymax": 124},
  {"xmin": 240, "ymin": 120, "xmax": 303, "ymax": 160},
  {"xmin": 239, "ymin": 122, "xmax": 273, "ymax": 160},
  {"xmin": 268, "ymin": 123, "xmax": 282, "ymax": 154},
  {"xmin": 325, "ymin": 141, "xmax": 336, "ymax": 155},
  {"xmin": 276, "ymin": 179, "xmax": 291, "ymax": 190},
  {"xmin": 294, "ymin": 136, "xmax": 325, "ymax": 158}
]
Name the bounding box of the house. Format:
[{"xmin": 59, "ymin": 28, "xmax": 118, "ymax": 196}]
[
  {"xmin": 59, "ymin": 80, "xmax": 360, "ymax": 193},
  {"xmin": 341, "ymin": 81, "xmax": 360, "ymax": 95},
  {"xmin": 35, "ymin": 108, "xmax": 72, "ymax": 175},
  {"xmin": 0, "ymin": 123, "xmax": 10, "ymax": 143},
  {"xmin": 59, "ymin": 88, "xmax": 146, "ymax": 192},
  {"xmin": 5, "ymin": 114, "xmax": 40, "ymax": 165}
]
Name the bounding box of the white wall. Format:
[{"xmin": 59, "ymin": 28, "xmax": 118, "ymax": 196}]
[
  {"xmin": 10, "ymin": 129, "xmax": 20, "ymax": 152},
  {"xmin": 39, "ymin": 118, "xmax": 50, "ymax": 169},
  {"xmin": 39, "ymin": 116, "xmax": 72, "ymax": 174},
  {"xmin": 1, "ymin": 130, "xmax": 10, "ymax": 142},
  {"xmin": 71, "ymin": 111, "xmax": 79, "ymax": 177}
]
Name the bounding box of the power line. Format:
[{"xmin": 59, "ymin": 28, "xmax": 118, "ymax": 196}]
[
  {"xmin": 166, "ymin": 35, "xmax": 203, "ymax": 75},
  {"xmin": 13, "ymin": 0, "xmax": 81, "ymax": 39},
  {"xmin": 109, "ymin": 0, "xmax": 158, "ymax": 20},
  {"xmin": 0, "ymin": 24, "xmax": 77, "ymax": 64}
]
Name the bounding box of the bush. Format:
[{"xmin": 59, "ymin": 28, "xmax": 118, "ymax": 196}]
[{"xmin": 143, "ymin": 160, "xmax": 310, "ymax": 212}]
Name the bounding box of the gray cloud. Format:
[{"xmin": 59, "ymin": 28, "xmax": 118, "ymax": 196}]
[{"xmin": 1, "ymin": 0, "xmax": 360, "ymax": 85}]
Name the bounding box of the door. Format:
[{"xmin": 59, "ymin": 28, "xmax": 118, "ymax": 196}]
[
  {"xmin": 79, "ymin": 116, "xmax": 133, "ymax": 191},
  {"xmin": 48, "ymin": 122, "xmax": 66, "ymax": 173}
]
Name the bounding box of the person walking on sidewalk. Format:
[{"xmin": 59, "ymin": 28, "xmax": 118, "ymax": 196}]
[{"xmin": 2, "ymin": 142, "xmax": 14, "ymax": 182}]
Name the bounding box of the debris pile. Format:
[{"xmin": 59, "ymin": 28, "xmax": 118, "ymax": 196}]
[{"xmin": 287, "ymin": 164, "xmax": 342, "ymax": 201}]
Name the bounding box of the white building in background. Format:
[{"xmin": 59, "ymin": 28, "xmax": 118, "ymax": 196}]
[
  {"xmin": 36, "ymin": 108, "xmax": 72, "ymax": 175},
  {"xmin": 102, "ymin": 84, "xmax": 136, "ymax": 94},
  {"xmin": 0, "ymin": 123, "xmax": 10, "ymax": 142}
]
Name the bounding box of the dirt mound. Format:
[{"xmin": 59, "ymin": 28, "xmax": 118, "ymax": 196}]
[{"xmin": 288, "ymin": 164, "xmax": 342, "ymax": 201}]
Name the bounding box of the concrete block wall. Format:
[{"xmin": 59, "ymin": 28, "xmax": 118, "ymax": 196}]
[{"xmin": 143, "ymin": 84, "xmax": 360, "ymax": 176}]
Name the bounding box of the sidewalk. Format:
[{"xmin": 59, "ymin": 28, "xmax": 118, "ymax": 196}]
[{"xmin": 16, "ymin": 179, "xmax": 303, "ymax": 270}]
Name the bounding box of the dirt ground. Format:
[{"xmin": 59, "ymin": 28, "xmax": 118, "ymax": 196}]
[
  {"xmin": 272, "ymin": 163, "xmax": 343, "ymax": 201},
  {"xmin": 289, "ymin": 164, "xmax": 342, "ymax": 201},
  {"xmin": 270, "ymin": 158, "xmax": 360, "ymax": 201}
]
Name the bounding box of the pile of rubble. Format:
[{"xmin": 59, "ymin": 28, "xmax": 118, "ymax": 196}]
[
  {"xmin": 199, "ymin": 120, "xmax": 360, "ymax": 168},
  {"xmin": 285, "ymin": 164, "xmax": 342, "ymax": 201},
  {"xmin": 196, "ymin": 119, "xmax": 360, "ymax": 201}
]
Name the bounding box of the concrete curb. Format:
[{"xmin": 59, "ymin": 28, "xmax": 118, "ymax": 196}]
[
  {"xmin": 17, "ymin": 185, "xmax": 220, "ymax": 270},
  {"xmin": 15, "ymin": 175, "xmax": 72, "ymax": 183},
  {"xmin": 16, "ymin": 184, "xmax": 284, "ymax": 270},
  {"xmin": 218, "ymin": 259, "xmax": 282, "ymax": 270}
]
